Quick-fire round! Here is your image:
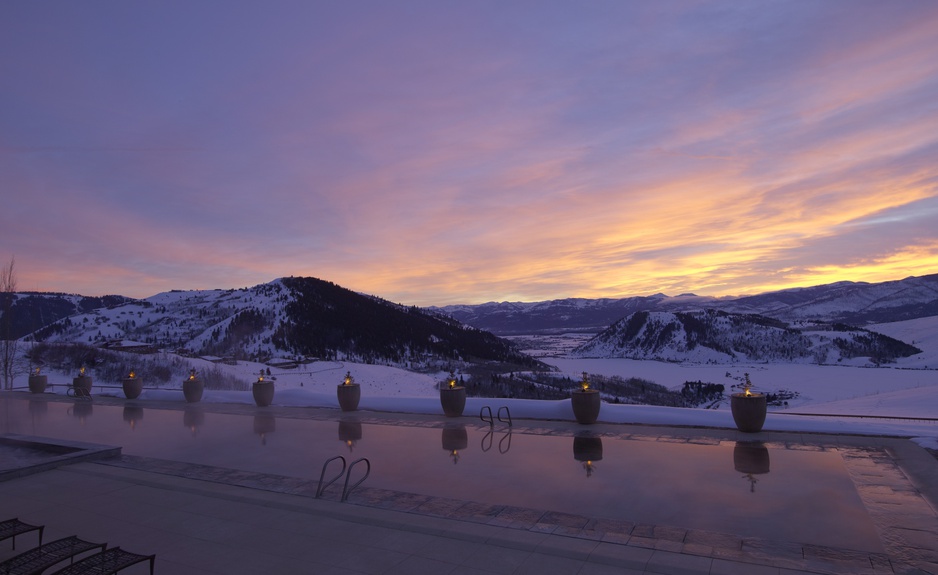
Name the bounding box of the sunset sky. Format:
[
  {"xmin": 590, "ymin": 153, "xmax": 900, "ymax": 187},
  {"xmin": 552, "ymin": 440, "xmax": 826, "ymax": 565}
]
[{"xmin": 2, "ymin": 1, "xmax": 937, "ymax": 306}]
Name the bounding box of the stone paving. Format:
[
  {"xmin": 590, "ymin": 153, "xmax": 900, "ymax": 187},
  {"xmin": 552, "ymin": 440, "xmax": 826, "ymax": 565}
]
[{"xmin": 3, "ymin": 393, "xmax": 938, "ymax": 574}]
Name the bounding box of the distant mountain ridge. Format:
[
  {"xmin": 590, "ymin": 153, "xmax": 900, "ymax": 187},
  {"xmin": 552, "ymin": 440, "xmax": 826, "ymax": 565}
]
[
  {"xmin": 12, "ymin": 277, "xmax": 543, "ymax": 372},
  {"xmin": 436, "ymin": 274, "xmax": 938, "ymax": 334},
  {"xmin": 4, "ymin": 273, "xmax": 936, "ymax": 369}
]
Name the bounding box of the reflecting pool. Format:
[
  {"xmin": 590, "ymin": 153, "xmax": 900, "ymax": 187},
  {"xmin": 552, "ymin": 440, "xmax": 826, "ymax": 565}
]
[{"xmin": 1, "ymin": 396, "xmax": 886, "ymax": 552}]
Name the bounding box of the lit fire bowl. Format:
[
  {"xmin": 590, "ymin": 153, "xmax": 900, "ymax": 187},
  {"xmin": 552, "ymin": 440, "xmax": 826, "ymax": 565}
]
[
  {"xmin": 337, "ymin": 383, "xmax": 361, "ymax": 412},
  {"xmin": 28, "ymin": 374, "xmax": 47, "ymax": 394},
  {"xmin": 440, "ymin": 386, "xmax": 466, "ymax": 417},
  {"xmin": 183, "ymin": 377, "xmax": 203, "ymax": 403},
  {"xmin": 122, "ymin": 376, "xmax": 142, "ymax": 400},
  {"xmin": 338, "ymin": 420, "xmax": 363, "ymax": 445},
  {"xmin": 571, "ymin": 389, "xmax": 601, "ymax": 424},
  {"xmin": 72, "ymin": 375, "xmax": 92, "ymax": 398},
  {"xmin": 253, "ymin": 380, "xmax": 275, "ymax": 407},
  {"xmin": 731, "ymin": 392, "xmax": 767, "ymax": 433},
  {"xmin": 573, "ymin": 435, "xmax": 603, "ymax": 463},
  {"xmin": 733, "ymin": 441, "xmax": 770, "ymax": 475},
  {"xmin": 442, "ymin": 424, "xmax": 468, "ymax": 452}
]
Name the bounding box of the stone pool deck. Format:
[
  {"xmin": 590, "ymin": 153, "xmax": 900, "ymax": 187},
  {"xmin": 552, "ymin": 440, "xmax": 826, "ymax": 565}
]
[{"xmin": 3, "ymin": 393, "xmax": 938, "ymax": 575}]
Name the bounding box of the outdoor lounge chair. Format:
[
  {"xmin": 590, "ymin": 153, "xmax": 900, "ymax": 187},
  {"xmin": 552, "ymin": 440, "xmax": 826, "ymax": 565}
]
[
  {"xmin": 47, "ymin": 548, "xmax": 154, "ymax": 575},
  {"xmin": 0, "ymin": 536, "xmax": 106, "ymax": 575},
  {"xmin": 0, "ymin": 519, "xmax": 44, "ymax": 551}
]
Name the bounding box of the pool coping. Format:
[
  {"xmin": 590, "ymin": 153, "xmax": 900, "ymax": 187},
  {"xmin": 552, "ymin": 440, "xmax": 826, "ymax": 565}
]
[{"xmin": 0, "ymin": 433, "xmax": 122, "ymax": 482}]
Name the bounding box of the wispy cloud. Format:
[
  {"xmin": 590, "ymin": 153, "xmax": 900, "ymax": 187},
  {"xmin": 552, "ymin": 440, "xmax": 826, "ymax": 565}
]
[{"xmin": 1, "ymin": 1, "xmax": 936, "ymax": 304}]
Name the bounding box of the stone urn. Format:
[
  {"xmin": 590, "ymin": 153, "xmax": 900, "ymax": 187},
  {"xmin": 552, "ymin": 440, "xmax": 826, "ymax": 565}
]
[
  {"xmin": 571, "ymin": 389, "xmax": 601, "ymax": 424},
  {"xmin": 730, "ymin": 392, "xmax": 767, "ymax": 433},
  {"xmin": 440, "ymin": 386, "xmax": 466, "ymax": 417},
  {"xmin": 338, "ymin": 420, "xmax": 363, "ymax": 451},
  {"xmin": 69, "ymin": 401, "xmax": 93, "ymax": 421},
  {"xmin": 122, "ymin": 372, "xmax": 143, "ymax": 399},
  {"xmin": 253, "ymin": 379, "xmax": 275, "ymax": 407},
  {"xmin": 573, "ymin": 435, "xmax": 603, "ymax": 477},
  {"xmin": 440, "ymin": 372, "xmax": 466, "ymax": 417},
  {"xmin": 253, "ymin": 414, "xmax": 276, "ymax": 445},
  {"xmin": 183, "ymin": 370, "xmax": 203, "ymax": 403},
  {"xmin": 28, "ymin": 371, "xmax": 48, "ymax": 394},
  {"xmin": 183, "ymin": 406, "xmax": 204, "ymax": 435},
  {"xmin": 72, "ymin": 370, "xmax": 93, "ymax": 397},
  {"xmin": 28, "ymin": 399, "xmax": 47, "ymax": 417},
  {"xmin": 733, "ymin": 441, "xmax": 770, "ymax": 492},
  {"xmin": 123, "ymin": 406, "xmax": 144, "ymax": 431},
  {"xmin": 337, "ymin": 372, "xmax": 360, "ymax": 412},
  {"xmin": 442, "ymin": 424, "xmax": 468, "ymax": 464}
]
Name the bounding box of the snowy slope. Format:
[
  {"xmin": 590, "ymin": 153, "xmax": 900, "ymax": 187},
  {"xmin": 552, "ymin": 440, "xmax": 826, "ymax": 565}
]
[
  {"xmin": 30, "ymin": 282, "xmax": 289, "ymax": 358},
  {"xmin": 573, "ymin": 310, "xmax": 921, "ymax": 366},
  {"xmin": 867, "ymin": 315, "xmax": 938, "ymax": 368}
]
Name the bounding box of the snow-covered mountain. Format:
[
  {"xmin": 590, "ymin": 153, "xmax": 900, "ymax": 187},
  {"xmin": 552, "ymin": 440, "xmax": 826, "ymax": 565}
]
[
  {"xmin": 0, "ymin": 292, "xmax": 132, "ymax": 339},
  {"xmin": 8, "ymin": 273, "xmax": 937, "ymax": 369},
  {"xmin": 573, "ymin": 309, "xmax": 922, "ymax": 366},
  {"xmin": 20, "ymin": 277, "xmax": 542, "ymax": 371},
  {"xmin": 27, "ymin": 283, "xmax": 286, "ymax": 357},
  {"xmin": 437, "ymin": 273, "xmax": 938, "ymax": 334}
]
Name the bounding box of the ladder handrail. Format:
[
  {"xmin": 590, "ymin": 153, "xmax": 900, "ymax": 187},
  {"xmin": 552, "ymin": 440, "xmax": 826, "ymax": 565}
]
[
  {"xmin": 479, "ymin": 406, "xmax": 494, "ymax": 426},
  {"xmin": 499, "ymin": 430, "xmax": 512, "ymax": 454},
  {"xmin": 497, "ymin": 406, "xmax": 512, "ymax": 427},
  {"xmin": 341, "ymin": 458, "xmax": 371, "ymax": 502},
  {"xmin": 316, "ymin": 455, "xmax": 346, "ymax": 498},
  {"xmin": 480, "ymin": 429, "xmax": 494, "ymax": 452}
]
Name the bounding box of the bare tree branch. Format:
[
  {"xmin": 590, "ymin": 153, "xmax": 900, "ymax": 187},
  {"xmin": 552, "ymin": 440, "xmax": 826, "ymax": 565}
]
[{"xmin": 1, "ymin": 256, "xmax": 18, "ymax": 389}]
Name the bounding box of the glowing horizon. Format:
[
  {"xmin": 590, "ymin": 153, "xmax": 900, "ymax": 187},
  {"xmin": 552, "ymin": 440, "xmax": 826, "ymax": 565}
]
[{"xmin": 2, "ymin": 2, "xmax": 937, "ymax": 307}]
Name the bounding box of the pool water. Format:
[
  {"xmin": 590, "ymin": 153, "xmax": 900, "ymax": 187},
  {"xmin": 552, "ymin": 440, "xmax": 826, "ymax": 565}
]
[{"xmin": 0, "ymin": 396, "xmax": 891, "ymax": 552}]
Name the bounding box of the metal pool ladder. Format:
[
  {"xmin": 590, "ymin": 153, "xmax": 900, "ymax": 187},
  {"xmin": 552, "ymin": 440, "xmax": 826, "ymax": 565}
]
[
  {"xmin": 480, "ymin": 405, "xmax": 512, "ymax": 427},
  {"xmin": 316, "ymin": 455, "xmax": 371, "ymax": 501}
]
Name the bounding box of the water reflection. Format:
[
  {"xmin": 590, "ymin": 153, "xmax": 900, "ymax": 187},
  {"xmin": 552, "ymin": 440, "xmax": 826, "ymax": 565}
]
[
  {"xmin": 67, "ymin": 401, "xmax": 93, "ymax": 424},
  {"xmin": 183, "ymin": 406, "xmax": 205, "ymax": 437},
  {"xmin": 28, "ymin": 399, "xmax": 47, "ymax": 418},
  {"xmin": 733, "ymin": 441, "xmax": 771, "ymax": 493},
  {"xmin": 573, "ymin": 434, "xmax": 603, "ymax": 478},
  {"xmin": 122, "ymin": 406, "xmax": 144, "ymax": 431},
  {"xmin": 480, "ymin": 428, "xmax": 512, "ymax": 454},
  {"xmin": 441, "ymin": 424, "xmax": 468, "ymax": 464},
  {"xmin": 253, "ymin": 414, "xmax": 276, "ymax": 446},
  {"xmin": 338, "ymin": 420, "xmax": 362, "ymax": 452}
]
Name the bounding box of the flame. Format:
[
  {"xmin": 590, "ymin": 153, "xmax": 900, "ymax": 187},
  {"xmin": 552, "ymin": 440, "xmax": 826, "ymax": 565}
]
[
  {"xmin": 447, "ymin": 371, "xmax": 457, "ymax": 389},
  {"xmin": 580, "ymin": 372, "xmax": 590, "ymax": 391},
  {"xmin": 128, "ymin": 369, "xmax": 136, "ymax": 379},
  {"xmin": 744, "ymin": 387, "xmax": 752, "ymax": 397},
  {"xmin": 34, "ymin": 367, "xmax": 41, "ymax": 375},
  {"xmin": 343, "ymin": 371, "xmax": 353, "ymax": 386},
  {"xmin": 188, "ymin": 369, "xmax": 196, "ymax": 381},
  {"xmin": 583, "ymin": 460, "xmax": 595, "ymax": 477},
  {"xmin": 79, "ymin": 366, "xmax": 85, "ymax": 376}
]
